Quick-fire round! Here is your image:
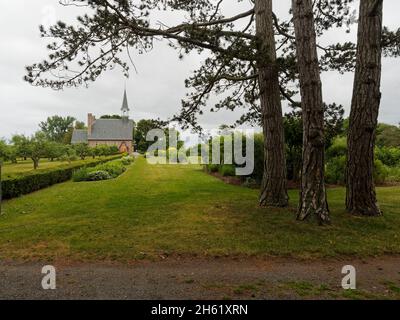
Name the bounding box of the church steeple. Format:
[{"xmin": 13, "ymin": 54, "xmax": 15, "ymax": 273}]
[{"xmin": 121, "ymin": 88, "xmax": 130, "ymax": 118}]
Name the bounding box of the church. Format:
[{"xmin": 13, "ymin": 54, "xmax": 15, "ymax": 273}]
[{"xmin": 71, "ymin": 90, "xmax": 134, "ymax": 154}]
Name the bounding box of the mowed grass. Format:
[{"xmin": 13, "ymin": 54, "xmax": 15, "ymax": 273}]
[{"xmin": 1, "ymin": 156, "xmax": 400, "ymax": 262}]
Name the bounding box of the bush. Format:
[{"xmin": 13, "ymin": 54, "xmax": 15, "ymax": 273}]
[
  {"xmin": 374, "ymin": 159, "xmax": 389, "ymax": 184},
  {"xmin": 95, "ymin": 145, "xmax": 120, "ymax": 157},
  {"xmin": 2, "ymin": 155, "xmax": 122, "ymax": 199},
  {"xmin": 252, "ymin": 133, "xmax": 264, "ymax": 183},
  {"xmin": 207, "ymin": 164, "xmax": 219, "ymax": 173},
  {"xmin": 203, "ymin": 132, "xmax": 263, "ymax": 181},
  {"xmin": 72, "ymin": 158, "xmax": 127, "ymax": 182},
  {"xmin": 375, "ymin": 147, "xmax": 400, "ymax": 167},
  {"xmin": 386, "ymin": 166, "xmax": 400, "ymax": 183},
  {"xmin": 86, "ymin": 170, "xmax": 111, "ymax": 181},
  {"xmin": 325, "ymin": 156, "xmax": 346, "ymax": 184},
  {"xmin": 325, "ymin": 156, "xmax": 390, "ymax": 185},
  {"xmin": 60, "ymin": 154, "xmax": 78, "ymax": 162},
  {"xmin": 243, "ymin": 177, "xmax": 258, "ymax": 188},
  {"xmin": 72, "ymin": 167, "xmax": 90, "ymax": 182},
  {"xmin": 96, "ymin": 161, "xmax": 126, "ymax": 178},
  {"xmin": 326, "ymin": 137, "xmax": 347, "ymax": 159},
  {"xmin": 219, "ymin": 164, "xmax": 236, "ymax": 177},
  {"xmin": 121, "ymin": 156, "xmax": 134, "ymax": 165}
]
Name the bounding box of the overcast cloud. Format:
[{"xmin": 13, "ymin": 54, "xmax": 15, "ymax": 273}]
[{"xmin": 0, "ymin": 0, "xmax": 399, "ymax": 140}]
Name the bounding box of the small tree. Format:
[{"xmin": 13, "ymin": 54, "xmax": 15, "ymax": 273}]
[
  {"xmin": 73, "ymin": 143, "xmax": 89, "ymax": 160},
  {"xmin": 60, "ymin": 145, "xmax": 77, "ymax": 164},
  {"xmin": 88, "ymin": 147, "xmax": 97, "ymax": 159},
  {"xmin": 0, "ymin": 139, "xmax": 9, "ymax": 161},
  {"xmin": 95, "ymin": 145, "xmax": 111, "ymax": 157},
  {"xmin": 26, "ymin": 132, "xmax": 49, "ymax": 169},
  {"xmin": 45, "ymin": 141, "xmax": 64, "ymax": 161},
  {"xmin": 11, "ymin": 134, "xmax": 30, "ymax": 160},
  {"xmin": 110, "ymin": 145, "xmax": 119, "ymax": 154},
  {"xmin": 0, "ymin": 141, "xmax": 17, "ymax": 164},
  {"xmin": 93, "ymin": 146, "xmax": 103, "ymax": 158}
]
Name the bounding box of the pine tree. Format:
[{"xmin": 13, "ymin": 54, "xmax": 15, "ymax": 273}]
[
  {"xmin": 346, "ymin": 0, "xmax": 384, "ymax": 216},
  {"xmin": 292, "ymin": 0, "xmax": 330, "ymax": 224}
]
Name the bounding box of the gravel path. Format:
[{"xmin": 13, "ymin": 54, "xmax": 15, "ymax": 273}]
[{"xmin": 1, "ymin": 256, "xmax": 400, "ymax": 299}]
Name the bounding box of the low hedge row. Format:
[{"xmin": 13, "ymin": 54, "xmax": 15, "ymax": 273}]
[
  {"xmin": 1, "ymin": 155, "xmax": 122, "ymax": 199},
  {"xmin": 72, "ymin": 156, "xmax": 133, "ymax": 182}
]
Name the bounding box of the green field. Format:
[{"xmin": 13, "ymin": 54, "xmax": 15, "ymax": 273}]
[{"xmin": 1, "ymin": 156, "xmax": 400, "ymax": 262}]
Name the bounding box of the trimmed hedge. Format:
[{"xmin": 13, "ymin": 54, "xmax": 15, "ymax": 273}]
[{"xmin": 1, "ymin": 155, "xmax": 122, "ymax": 199}]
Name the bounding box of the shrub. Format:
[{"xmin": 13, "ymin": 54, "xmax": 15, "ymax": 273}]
[
  {"xmin": 204, "ymin": 132, "xmax": 264, "ymax": 181},
  {"xmin": 386, "ymin": 166, "xmax": 400, "ymax": 183},
  {"xmin": 73, "ymin": 143, "xmax": 89, "ymax": 160},
  {"xmin": 325, "ymin": 156, "xmax": 389, "ymax": 185},
  {"xmin": 219, "ymin": 164, "xmax": 236, "ymax": 177},
  {"xmin": 72, "ymin": 158, "xmax": 127, "ymax": 182},
  {"xmin": 95, "ymin": 145, "xmax": 120, "ymax": 156},
  {"xmin": 375, "ymin": 147, "xmax": 400, "ymax": 167},
  {"xmin": 207, "ymin": 164, "xmax": 219, "ymax": 173},
  {"xmin": 72, "ymin": 167, "xmax": 91, "ymax": 182},
  {"xmin": 326, "ymin": 137, "xmax": 347, "ymax": 159},
  {"xmin": 60, "ymin": 153, "xmax": 78, "ymax": 163},
  {"xmin": 121, "ymin": 156, "xmax": 134, "ymax": 165},
  {"xmin": 374, "ymin": 159, "xmax": 389, "ymax": 184},
  {"xmin": 243, "ymin": 177, "xmax": 258, "ymax": 188},
  {"xmin": 96, "ymin": 161, "xmax": 126, "ymax": 178},
  {"xmin": 252, "ymin": 133, "xmax": 264, "ymax": 183},
  {"xmin": 109, "ymin": 145, "xmax": 119, "ymax": 154},
  {"xmin": 325, "ymin": 156, "xmax": 346, "ymax": 184},
  {"xmin": 86, "ymin": 170, "xmax": 111, "ymax": 181}
]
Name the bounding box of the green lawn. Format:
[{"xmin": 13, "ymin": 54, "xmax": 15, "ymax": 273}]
[{"xmin": 1, "ymin": 156, "xmax": 400, "ymax": 262}]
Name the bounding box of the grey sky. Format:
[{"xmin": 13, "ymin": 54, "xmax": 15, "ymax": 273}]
[{"xmin": 0, "ymin": 0, "xmax": 399, "ymax": 140}]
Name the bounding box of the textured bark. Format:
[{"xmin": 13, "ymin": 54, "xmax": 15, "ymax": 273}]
[
  {"xmin": 292, "ymin": 0, "xmax": 330, "ymax": 224},
  {"xmin": 256, "ymin": 0, "xmax": 289, "ymax": 207},
  {"xmin": 346, "ymin": 0, "xmax": 383, "ymax": 216}
]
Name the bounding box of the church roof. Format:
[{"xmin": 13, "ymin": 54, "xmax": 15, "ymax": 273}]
[
  {"xmin": 71, "ymin": 129, "xmax": 88, "ymax": 144},
  {"xmin": 90, "ymin": 119, "xmax": 134, "ymax": 140},
  {"xmin": 71, "ymin": 119, "xmax": 134, "ymax": 143}
]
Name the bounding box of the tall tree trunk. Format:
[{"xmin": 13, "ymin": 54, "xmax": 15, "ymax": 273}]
[
  {"xmin": 292, "ymin": 0, "xmax": 330, "ymax": 224},
  {"xmin": 346, "ymin": 0, "xmax": 383, "ymax": 216},
  {"xmin": 256, "ymin": 0, "xmax": 289, "ymax": 207}
]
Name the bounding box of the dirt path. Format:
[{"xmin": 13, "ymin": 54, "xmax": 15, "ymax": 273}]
[{"xmin": 1, "ymin": 256, "xmax": 400, "ymax": 300}]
